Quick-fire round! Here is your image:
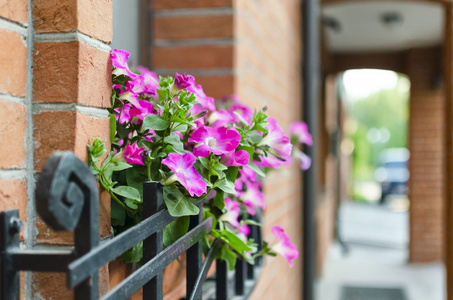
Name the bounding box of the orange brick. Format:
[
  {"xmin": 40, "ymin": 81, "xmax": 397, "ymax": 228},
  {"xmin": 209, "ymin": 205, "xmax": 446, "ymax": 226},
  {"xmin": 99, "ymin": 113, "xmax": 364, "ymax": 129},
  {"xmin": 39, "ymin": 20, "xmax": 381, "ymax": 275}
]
[
  {"xmin": 153, "ymin": 0, "xmax": 232, "ymax": 10},
  {"xmin": 33, "ymin": 266, "xmax": 109, "ymax": 299},
  {"xmin": 0, "ymin": 179, "xmax": 27, "ymax": 240},
  {"xmin": 153, "ymin": 45, "xmax": 233, "ymax": 70},
  {"xmin": 33, "ymin": 0, "xmax": 112, "ymax": 43},
  {"xmin": 0, "ymin": 0, "xmax": 28, "ymax": 24},
  {"xmin": 78, "ymin": 0, "xmax": 112, "ymax": 43},
  {"xmin": 33, "ymin": 41, "xmax": 111, "ymax": 108},
  {"xmin": 33, "ymin": 111, "xmax": 77, "ymax": 171},
  {"xmin": 32, "ymin": 272, "xmax": 73, "ymax": 299},
  {"xmin": 195, "ymin": 75, "xmax": 234, "ymax": 99},
  {"xmin": 32, "ymin": 0, "xmax": 76, "ymax": 33},
  {"xmin": 0, "ymin": 101, "xmax": 27, "ymax": 169},
  {"xmin": 33, "ymin": 110, "xmax": 110, "ymax": 244},
  {"xmin": 0, "ymin": 29, "xmax": 27, "ymax": 97},
  {"xmin": 154, "ymin": 15, "xmax": 233, "ymax": 40}
]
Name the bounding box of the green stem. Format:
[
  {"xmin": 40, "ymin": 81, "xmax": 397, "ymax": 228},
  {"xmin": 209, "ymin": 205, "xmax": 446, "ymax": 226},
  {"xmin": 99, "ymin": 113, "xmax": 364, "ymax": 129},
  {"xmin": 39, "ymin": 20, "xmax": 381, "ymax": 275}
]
[{"xmin": 147, "ymin": 162, "xmax": 152, "ymax": 181}]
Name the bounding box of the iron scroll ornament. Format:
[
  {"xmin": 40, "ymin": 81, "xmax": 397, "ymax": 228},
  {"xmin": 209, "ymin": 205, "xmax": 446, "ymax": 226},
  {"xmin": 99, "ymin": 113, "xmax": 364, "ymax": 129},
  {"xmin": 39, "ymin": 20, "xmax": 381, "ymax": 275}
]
[
  {"xmin": 35, "ymin": 151, "xmax": 100, "ymax": 299},
  {"xmin": 35, "ymin": 151, "xmax": 99, "ymax": 232}
]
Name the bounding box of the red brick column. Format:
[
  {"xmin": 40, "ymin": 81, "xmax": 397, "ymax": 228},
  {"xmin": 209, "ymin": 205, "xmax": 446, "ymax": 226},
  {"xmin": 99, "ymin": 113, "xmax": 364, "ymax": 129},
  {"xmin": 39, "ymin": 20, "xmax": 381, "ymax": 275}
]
[
  {"xmin": 0, "ymin": 0, "xmax": 112, "ymax": 298},
  {"xmin": 151, "ymin": 1, "xmax": 303, "ymax": 299},
  {"xmin": 407, "ymin": 47, "xmax": 445, "ymax": 262}
]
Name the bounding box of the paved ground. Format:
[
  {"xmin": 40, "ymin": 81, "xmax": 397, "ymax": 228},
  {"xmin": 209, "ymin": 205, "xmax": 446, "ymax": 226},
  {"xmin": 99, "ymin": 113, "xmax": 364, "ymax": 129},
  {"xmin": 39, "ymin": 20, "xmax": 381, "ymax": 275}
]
[{"xmin": 316, "ymin": 200, "xmax": 445, "ymax": 300}]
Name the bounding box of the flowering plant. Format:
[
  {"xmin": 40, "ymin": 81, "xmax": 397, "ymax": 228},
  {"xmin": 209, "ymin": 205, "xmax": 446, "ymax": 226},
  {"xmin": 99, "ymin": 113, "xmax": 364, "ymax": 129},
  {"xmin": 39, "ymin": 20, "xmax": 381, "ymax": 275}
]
[{"xmin": 88, "ymin": 49, "xmax": 311, "ymax": 269}]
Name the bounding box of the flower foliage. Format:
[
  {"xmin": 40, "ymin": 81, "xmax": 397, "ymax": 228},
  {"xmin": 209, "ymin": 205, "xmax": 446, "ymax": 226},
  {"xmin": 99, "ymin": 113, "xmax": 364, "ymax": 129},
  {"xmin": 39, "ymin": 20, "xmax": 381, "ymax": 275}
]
[{"xmin": 88, "ymin": 49, "xmax": 312, "ymax": 267}]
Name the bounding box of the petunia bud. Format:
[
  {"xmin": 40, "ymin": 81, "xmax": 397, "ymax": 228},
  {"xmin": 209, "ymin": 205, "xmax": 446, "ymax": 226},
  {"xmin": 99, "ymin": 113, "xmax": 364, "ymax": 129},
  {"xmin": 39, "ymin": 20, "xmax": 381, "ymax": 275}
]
[{"xmin": 193, "ymin": 109, "xmax": 208, "ymax": 119}]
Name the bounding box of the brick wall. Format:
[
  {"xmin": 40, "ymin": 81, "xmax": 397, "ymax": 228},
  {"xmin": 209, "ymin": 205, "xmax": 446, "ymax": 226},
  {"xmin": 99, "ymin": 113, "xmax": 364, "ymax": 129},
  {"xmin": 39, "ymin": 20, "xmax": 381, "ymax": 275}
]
[
  {"xmin": 406, "ymin": 47, "xmax": 445, "ymax": 262},
  {"xmin": 151, "ymin": 0, "xmax": 304, "ymax": 299},
  {"xmin": 0, "ymin": 0, "xmax": 112, "ymax": 298}
]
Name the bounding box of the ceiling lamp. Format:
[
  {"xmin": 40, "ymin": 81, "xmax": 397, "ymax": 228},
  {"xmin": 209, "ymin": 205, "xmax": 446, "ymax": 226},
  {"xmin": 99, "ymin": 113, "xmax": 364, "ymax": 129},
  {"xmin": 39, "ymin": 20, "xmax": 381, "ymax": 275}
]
[
  {"xmin": 381, "ymin": 12, "xmax": 403, "ymax": 28},
  {"xmin": 323, "ymin": 16, "xmax": 341, "ymax": 33}
]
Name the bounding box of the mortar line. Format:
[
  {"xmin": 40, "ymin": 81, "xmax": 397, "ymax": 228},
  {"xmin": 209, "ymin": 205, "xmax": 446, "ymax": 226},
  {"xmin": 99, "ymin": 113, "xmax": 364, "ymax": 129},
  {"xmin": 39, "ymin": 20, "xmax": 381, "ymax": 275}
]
[
  {"xmin": 32, "ymin": 103, "xmax": 109, "ymax": 118},
  {"xmin": 0, "ymin": 17, "xmax": 27, "ymax": 36},
  {"xmin": 154, "ymin": 7, "xmax": 233, "ymax": 17},
  {"xmin": 154, "ymin": 38, "xmax": 234, "ymax": 47},
  {"xmin": 25, "ymin": 0, "xmax": 35, "ymax": 297},
  {"xmin": 153, "ymin": 68, "xmax": 238, "ymax": 77},
  {"xmin": 34, "ymin": 31, "xmax": 111, "ymax": 52},
  {"xmin": 0, "ymin": 169, "xmax": 27, "ymax": 179},
  {"xmin": 0, "ymin": 93, "xmax": 26, "ymax": 105}
]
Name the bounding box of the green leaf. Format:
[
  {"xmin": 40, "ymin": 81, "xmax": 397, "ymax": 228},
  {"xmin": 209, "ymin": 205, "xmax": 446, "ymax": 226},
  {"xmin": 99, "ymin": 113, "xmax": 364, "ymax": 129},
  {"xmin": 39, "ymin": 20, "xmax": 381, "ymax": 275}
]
[
  {"xmin": 164, "ymin": 133, "xmax": 184, "ymax": 152},
  {"xmin": 121, "ymin": 242, "xmax": 143, "ymax": 264},
  {"xmin": 247, "ymin": 162, "xmax": 265, "ymax": 177},
  {"xmin": 163, "ymin": 187, "xmax": 199, "ymax": 217},
  {"xmin": 163, "ymin": 216, "xmax": 190, "ymax": 246},
  {"xmin": 215, "ymin": 179, "xmax": 236, "ymax": 194},
  {"xmin": 221, "ymin": 230, "xmax": 252, "ymax": 253},
  {"xmin": 203, "ymin": 209, "xmax": 217, "ymax": 231},
  {"xmin": 109, "ymin": 114, "xmax": 117, "ymax": 142},
  {"xmin": 244, "ymin": 219, "xmax": 262, "ymax": 226},
  {"xmin": 111, "ymin": 200, "xmax": 126, "ymax": 226},
  {"xmin": 227, "ymin": 167, "xmax": 239, "ymax": 183},
  {"xmin": 199, "ymin": 157, "xmax": 210, "ymax": 169},
  {"xmin": 126, "ymin": 166, "xmax": 148, "ymax": 197},
  {"xmin": 112, "ymin": 186, "xmax": 142, "ymax": 202},
  {"xmin": 124, "ymin": 198, "xmax": 139, "ymax": 209},
  {"xmin": 213, "ymin": 189, "xmax": 225, "ymax": 210},
  {"xmin": 141, "ymin": 114, "xmax": 170, "ymax": 132},
  {"xmin": 247, "ymin": 131, "xmax": 263, "ymax": 144},
  {"xmin": 117, "ymin": 123, "xmax": 130, "ymax": 139},
  {"xmin": 109, "ymin": 161, "xmax": 133, "ymax": 171},
  {"xmin": 234, "ymin": 111, "xmax": 250, "ymax": 127},
  {"xmin": 219, "ymin": 245, "xmax": 236, "ymax": 271},
  {"xmin": 236, "ymin": 145, "xmax": 254, "ymax": 158}
]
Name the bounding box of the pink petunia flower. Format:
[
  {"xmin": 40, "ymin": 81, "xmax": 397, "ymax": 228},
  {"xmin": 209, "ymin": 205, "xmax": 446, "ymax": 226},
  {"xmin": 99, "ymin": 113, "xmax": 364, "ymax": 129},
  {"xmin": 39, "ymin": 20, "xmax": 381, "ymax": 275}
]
[
  {"xmin": 254, "ymin": 153, "xmax": 292, "ymax": 169},
  {"xmin": 175, "ymin": 72, "xmax": 195, "ymax": 89},
  {"xmin": 189, "ymin": 126, "xmax": 241, "ymax": 157},
  {"xmin": 187, "ymin": 84, "xmax": 216, "ymax": 112},
  {"xmin": 294, "ymin": 149, "xmax": 311, "ymax": 170},
  {"xmin": 111, "ymin": 49, "xmax": 138, "ymax": 79},
  {"xmin": 114, "ymin": 104, "xmax": 133, "ymax": 124},
  {"xmin": 129, "ymin": 100, "xmax": 155, "ymax": 124},
  {"xmin": 208, "ymin": 109, "xmax": 235, "ymax": 127},
  {"xmin": 239, "ymin": 180, "xmax": 265, "ymax": 215},
  {"xmin": 229, "ymin": 102, "xmax": 254, "ymax": 125},
  {"xmin": 118, "ymin": 81, "xmax": 141, "ymax": 107},
  {"xmin": 238, "ymin": 224, "xmax": 250, "ymax": 236},
  {"xmin": 162, "ymin": 153, "xmax": 207, "ymax": 197},
  {"xmin": 219, "ymin": 197, "xmax": 240, "ymax": 228},
  {"xmin": 137, "ymin": 66, "xmax": 160, "ymax": 96},
  {"xmin": 271, "ymin": 226, "xmax": 299, "ymax": 267},
  {"xmin": 123, "ymin": 142, "xmax": 145, "ymax": 165},
  {"xmin": 221, "ymin": 150, "xmax": 250, "ymax": 167},
  {"xmin": 258, "ymin": 117, "xmax": 292, "ymax": 162},
  {"xmin": 290, "ymin": 121, "xmax": 313, "ymax": 146}
]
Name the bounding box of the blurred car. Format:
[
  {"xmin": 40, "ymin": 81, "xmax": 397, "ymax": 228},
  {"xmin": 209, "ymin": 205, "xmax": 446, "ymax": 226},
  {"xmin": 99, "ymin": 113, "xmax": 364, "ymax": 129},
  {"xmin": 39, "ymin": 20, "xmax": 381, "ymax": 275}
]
[{"xmin": 374, "ymin": 148, "xmax": 409, "ymax": 203}]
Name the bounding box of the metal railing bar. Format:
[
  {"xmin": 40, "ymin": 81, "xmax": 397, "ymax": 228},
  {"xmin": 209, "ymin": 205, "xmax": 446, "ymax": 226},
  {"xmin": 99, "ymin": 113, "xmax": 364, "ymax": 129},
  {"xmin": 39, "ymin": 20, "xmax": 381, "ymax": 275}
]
[
  {"xmin": 67, "ymin": 208, "xmax": 175, "ymax": 287},
  {"xmin": 216, "ymin": 259, "xmax": 228, "ymax": 300},
  {"xmin": 188, "ymin": 239, "xmax": 222, "ymax": 300},
  {"xmin": 10, "ymin": 249, "xmax": 75, "ymax": 272},
  {"xmin": 100, "ymin": 217, "xmax": 212, "ymax": 300}
]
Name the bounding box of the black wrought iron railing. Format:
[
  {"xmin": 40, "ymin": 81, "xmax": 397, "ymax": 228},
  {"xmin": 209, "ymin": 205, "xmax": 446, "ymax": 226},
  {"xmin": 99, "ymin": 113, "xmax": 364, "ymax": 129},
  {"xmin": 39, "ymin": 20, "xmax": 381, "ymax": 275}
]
[{"xmin": 0, "ymin": 151, "xmax": 262, "ymax": 299}]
